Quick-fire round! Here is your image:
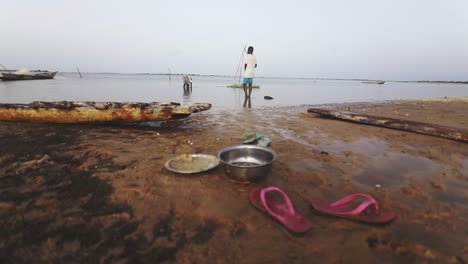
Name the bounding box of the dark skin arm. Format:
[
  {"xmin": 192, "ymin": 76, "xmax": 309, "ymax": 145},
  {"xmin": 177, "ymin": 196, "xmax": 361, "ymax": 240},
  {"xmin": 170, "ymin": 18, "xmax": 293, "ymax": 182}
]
[{"xmin": 244, "ymin": 64, "xmax": 258, "ymax": 70}]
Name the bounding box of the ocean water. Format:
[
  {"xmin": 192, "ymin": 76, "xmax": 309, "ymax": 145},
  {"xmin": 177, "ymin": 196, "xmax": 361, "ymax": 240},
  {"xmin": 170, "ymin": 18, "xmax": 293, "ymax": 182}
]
[{"xmin": 0, "ymin": 73, "xmax": 467, "ymax": 110}]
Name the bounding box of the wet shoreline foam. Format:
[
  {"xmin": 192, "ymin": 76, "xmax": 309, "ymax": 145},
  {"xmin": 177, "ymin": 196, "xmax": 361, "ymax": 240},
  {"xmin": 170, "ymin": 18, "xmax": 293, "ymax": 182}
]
[{"xmin": 0, "ymin": 97, "xmax": 467, "ymax": 263}]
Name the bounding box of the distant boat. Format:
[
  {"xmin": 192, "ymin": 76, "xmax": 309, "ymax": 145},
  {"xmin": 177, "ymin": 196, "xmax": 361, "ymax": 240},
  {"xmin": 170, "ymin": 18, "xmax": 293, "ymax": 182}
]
[
  {"xmin": 0, "ymin": 71, "xmax": 57, "ymax": 81},
  {"xmin": 362, "ymin": 80, "xmax": 385, "ymax": 84}
]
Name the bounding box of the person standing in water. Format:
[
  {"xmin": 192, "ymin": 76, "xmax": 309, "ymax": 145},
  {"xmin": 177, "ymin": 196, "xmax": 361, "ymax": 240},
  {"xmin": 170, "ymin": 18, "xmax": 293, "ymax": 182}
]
[{"xmin": 243, "ymin": 46, "xmax": 257, "ymax": 98}]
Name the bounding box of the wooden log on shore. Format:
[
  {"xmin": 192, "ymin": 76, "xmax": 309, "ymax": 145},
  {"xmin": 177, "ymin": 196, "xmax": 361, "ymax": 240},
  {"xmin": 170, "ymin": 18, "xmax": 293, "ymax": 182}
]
[
  {"xmin": 0, "ymin": 101, "xmax": 212, "ymax": 123},
  {"xmin": 307, "ymin": 108, "xmax": 468, "ymax": 143}
]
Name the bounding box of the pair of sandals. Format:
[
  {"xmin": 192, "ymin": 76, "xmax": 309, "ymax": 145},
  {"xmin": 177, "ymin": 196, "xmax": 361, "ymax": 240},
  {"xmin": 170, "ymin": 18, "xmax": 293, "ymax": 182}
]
[{"xmin": 250, "ymin": 187, "xmax": 396, "ymax": 233}]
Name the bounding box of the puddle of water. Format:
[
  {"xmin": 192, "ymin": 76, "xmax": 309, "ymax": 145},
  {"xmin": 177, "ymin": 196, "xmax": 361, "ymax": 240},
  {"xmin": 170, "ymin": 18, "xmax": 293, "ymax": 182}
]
[
  {"xmin": 291, "ymin": 159, "xmax": 323, "ymax": 172},
  {"xmin": 460, "ymin": 158, "xmax": 468, "ymax": 176},
  {"xmin": 431, "ymin": 190, "xmax": 468, "ymax": 206},
  {"xmin": 351, "ymin": 152, "xmax": 436, "ymax": 188},
  {"xmin": 275, "ymin": 128, "xmax": 316, "ymax": 148},
  {"xmin": 290, "ymin": 158, "xmax": 341, "ymax": 174},
  {"xmin": 393, "ymin": 223, "xmax": 447, "ymax": 249},
  {"xmin": 318, "ymin": 137, "xmax": 388, "ymax": 156},
  {"xmin": 432, "ymin": 178, "xmax": 468, "ymax": 205}
]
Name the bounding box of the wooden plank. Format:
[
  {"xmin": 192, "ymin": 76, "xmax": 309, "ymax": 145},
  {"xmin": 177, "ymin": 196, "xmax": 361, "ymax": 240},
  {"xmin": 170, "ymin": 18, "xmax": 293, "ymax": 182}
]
[{"xmin": 307, "ymin": 108, "xmax": 468, "ymax": 143}]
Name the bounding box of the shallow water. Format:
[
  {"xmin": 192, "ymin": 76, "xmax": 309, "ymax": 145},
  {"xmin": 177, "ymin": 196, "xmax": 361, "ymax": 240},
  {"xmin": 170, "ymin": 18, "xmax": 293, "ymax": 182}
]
[
  {"xmin": 351, "ymin": 152, "xmax": 436, "ymax": 188},
  {"xmin": 0, "ymin": 73, "xmax": 467, "ymax": 110}
]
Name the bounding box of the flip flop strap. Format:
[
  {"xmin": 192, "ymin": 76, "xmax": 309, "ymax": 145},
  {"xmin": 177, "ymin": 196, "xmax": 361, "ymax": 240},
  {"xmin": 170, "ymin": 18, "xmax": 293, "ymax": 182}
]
[
  {"xmin": 329, "ymin": 193, "xmax": 380, "ymax": 213},
  {"xmin": 260, "ymin": 187, "xmax": 295, "ymax": 221},
  {"xmin": 332, "ymin": 200, "xmax": 376, "ymax": 216}
]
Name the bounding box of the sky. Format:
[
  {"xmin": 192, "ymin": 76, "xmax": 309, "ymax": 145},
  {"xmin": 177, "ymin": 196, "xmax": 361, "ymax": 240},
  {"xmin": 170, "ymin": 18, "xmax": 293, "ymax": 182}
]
[{"xmin": 1, "ymin": 0, "xmax": 467, "ymax": 81}]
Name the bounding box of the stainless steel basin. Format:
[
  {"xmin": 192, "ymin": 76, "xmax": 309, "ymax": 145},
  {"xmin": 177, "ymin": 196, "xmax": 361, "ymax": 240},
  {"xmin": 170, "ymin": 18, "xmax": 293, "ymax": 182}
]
[{"xmin": 217, "ymin": 144, "xmax": 276, "ymax": 182}]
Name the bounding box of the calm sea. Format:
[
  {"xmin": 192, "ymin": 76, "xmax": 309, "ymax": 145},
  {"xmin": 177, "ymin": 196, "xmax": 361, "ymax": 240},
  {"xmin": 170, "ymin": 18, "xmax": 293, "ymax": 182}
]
[{"xmin": 0, "ymin": 73, "xmax": 467, "ymax": 110}]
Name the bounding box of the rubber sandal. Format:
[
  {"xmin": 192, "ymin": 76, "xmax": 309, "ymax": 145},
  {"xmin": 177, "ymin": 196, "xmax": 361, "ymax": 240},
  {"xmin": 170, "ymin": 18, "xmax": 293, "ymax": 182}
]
[
  {"xmin": 257, "ymin": 136, "xmax": 271, "ymax": 147},
  {"xmin": 249, "ymin": 187, "xmax": 312, "ymax": 233},
  {"xmin": 244, "ymin": 133, "xmax": 261, "ymax": 144},
  {"xmin": 310, "ymin": 193, "xmax": 396, "ymax": 223}
]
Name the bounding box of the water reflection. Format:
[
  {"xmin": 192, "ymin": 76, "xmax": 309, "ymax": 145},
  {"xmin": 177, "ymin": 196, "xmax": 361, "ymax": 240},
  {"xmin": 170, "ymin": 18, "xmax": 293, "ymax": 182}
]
[
  {"xmin": 183, "ymin": 83, "xmax": 192, "ymax": 103},
  {"xmin": 351, "ymin": 152, "xmax": 436, "ymax": 188},
  {"xmin": 243, "ymin": 94, "xmax": 251, "ymax": 108}
]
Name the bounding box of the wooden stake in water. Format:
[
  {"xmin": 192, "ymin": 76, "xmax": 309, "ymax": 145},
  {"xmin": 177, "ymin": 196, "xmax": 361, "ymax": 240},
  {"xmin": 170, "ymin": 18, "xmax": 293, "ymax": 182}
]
[
  {"xmin": 77, "ymin": 67, "xmax": 82, "ymax": 78},
  {"xmin": 168, "ymin": 68, "xmax": 171, "ymax": 80}
]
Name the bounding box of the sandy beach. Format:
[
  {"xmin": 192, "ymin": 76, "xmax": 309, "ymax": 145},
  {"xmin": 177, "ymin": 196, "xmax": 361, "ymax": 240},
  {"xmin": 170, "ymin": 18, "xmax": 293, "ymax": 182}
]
[{"xmin": 0, "ymin": 97, "xmax": 467, "ymax": 263}]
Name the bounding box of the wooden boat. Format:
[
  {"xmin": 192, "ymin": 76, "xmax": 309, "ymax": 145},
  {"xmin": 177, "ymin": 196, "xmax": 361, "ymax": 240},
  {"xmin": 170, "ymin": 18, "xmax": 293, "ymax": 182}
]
[
  {"xmin": 0, "ymin": 71, "xmax": 57, "ymax": 81},
  {"xmin": 0, "ymin": 101, "xmax": 212, "ymax": 123},
  {"xmin": 362, "ymin": 80, "xmax": 385, "ymax": 84}
]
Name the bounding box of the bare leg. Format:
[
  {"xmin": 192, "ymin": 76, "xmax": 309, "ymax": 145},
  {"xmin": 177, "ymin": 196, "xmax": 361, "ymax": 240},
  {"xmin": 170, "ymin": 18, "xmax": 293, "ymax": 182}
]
[
  {"xmin": 243, "ymin": 83, "xmax": 248, "ymax": 97},
  {"xmin": 248, "ymin": 82, "xmax": 253, "ymax": 98}
]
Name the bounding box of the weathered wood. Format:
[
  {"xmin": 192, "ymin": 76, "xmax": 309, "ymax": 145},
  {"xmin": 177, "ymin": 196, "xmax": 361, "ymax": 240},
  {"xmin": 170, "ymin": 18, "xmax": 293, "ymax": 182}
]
[
  {"xmin": 0, "ymin": 101, "xmax": 212, "ymax": 123},
  {"xmin": 0, "ymin": 71, "xmax": 57, "ymax": 81},
  {"xmin": 307, "ymin": 108, "xmax": 468, "ymax": 143}
]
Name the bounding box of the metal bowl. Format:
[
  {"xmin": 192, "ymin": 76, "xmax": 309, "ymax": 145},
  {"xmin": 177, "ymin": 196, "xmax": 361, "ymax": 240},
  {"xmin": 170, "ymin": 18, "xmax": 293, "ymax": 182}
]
[{"xmin": 217, "ymin": 145, "xmax": 276, "ymax": 182}]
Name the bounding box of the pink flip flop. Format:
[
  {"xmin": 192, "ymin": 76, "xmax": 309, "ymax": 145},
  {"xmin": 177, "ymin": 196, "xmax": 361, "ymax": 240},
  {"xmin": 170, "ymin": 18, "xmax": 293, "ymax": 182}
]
[
  {"xmin": 310, "ymin": 193, "xmax": 396, "ymax": 223},
  {"xmin": 249, "ymin": 187, "xmax": 312, "ymax": 233}
]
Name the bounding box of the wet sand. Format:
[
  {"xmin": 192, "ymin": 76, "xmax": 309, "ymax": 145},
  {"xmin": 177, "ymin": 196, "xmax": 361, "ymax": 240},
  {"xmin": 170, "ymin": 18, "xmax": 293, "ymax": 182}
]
[{"xmin": 0, "ymin": 97, "xmax": 467, "ymax": 263}]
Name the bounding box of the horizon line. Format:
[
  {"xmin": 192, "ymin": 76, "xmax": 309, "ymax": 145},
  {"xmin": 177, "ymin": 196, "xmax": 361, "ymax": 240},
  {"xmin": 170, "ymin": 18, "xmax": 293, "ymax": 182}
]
[{"xmin": 55, "ymin": 72, "xmax": 468, "ymax": 83}]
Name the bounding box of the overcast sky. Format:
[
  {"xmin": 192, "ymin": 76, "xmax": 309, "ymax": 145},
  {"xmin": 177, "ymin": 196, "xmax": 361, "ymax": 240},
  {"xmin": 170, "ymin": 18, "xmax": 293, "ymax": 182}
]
[{"xmin": 1, "ymin": 0, "xmax": 467, "ymax": 80}]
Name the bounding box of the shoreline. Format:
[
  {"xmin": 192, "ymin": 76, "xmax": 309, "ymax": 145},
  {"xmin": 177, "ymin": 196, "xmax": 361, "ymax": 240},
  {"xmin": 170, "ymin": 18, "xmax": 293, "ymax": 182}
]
[
  {"xmin": 0, "ymin": 97, "xmax": 467, "ymax": 263},
  {"xmin": 53, "ymin": 72, "xmax": 468, "ymax": 83}
]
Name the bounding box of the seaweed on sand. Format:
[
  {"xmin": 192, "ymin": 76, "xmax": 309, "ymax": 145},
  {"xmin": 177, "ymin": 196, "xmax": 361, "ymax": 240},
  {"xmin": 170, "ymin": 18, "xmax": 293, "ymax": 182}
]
[
  {"xmin": 227, "ymin": 83, "xmax": 260, "ymax": 88},
  {"xmin": 0, "ymin": 123, "xmax": 218, "ymax": 263}
]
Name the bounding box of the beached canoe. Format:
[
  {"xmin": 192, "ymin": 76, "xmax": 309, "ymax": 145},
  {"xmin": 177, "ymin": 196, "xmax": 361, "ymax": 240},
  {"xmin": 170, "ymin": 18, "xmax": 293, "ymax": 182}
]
[
  {"xmin": 0, "ymin": 71, "xmax": 57, "ymax": 81},
  {"xmin": 0, "ymin": 101, "xmax": 212, "ymax": 123}
]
